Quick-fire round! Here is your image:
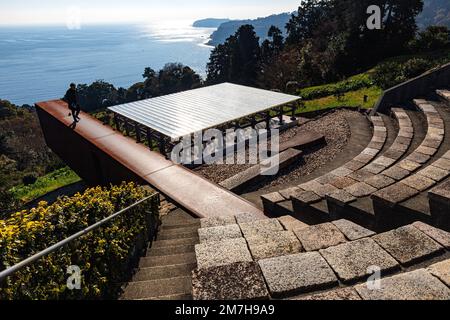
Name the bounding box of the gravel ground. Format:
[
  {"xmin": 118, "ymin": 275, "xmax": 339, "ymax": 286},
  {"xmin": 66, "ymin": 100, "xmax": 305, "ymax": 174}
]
[{"xmin": 195, "ymin": 109, "xmax": 355, "ymax": 190}]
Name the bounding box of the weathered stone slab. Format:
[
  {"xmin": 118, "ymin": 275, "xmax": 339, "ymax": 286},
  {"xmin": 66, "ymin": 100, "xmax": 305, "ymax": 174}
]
[
  {"xmin": 372, "ymin": 183, "xmax": 419, "ymax": 205},
  {"xmin": 355, "ymin": 269, "xmax": 450, "ymax": 300},
  {"xmin": 315, "ymin": 173, "xmax": 338, "ymax": 185},
  {"xmin": 390, "ymin": 142, "xmax": 408, "ymax": 153},
  {"xmin": 192, "ymin": 262, "xmax": 269, "ymax": 300},
  {"xmin": 330, "ymin": 176, "xmax": 358, "ymax": 189},
  {"xmin": 364, "ymin": 163, "xmax": 386, "ymax": 174},
  {"xmin": 279, "ymin": 187, "xmax": 303, "ymax": 200},
  {"xmin": 384, "ymin": 149, "xmax": 404, "ymax": 160},
  {"xmin": 239, "ymin": 219, "xmax": 284, "ymax": 238},
  {"xmin": 246, "ymin": 231, "xmax": 303, "ymax": 260},
  {"xmin": 309, "ymin": 183, "xmax": 339, "ymax": 197},
  {"xmin": 235, "ymin": 213, "xmax": 266, "ymax": 224},
  {"xmin": 372, "ymin": 225, "xmax": 444, "ymax": 266},
  {"xmin": 382, "ymin": 166, "xmax": 410, "ymax": 180},
  {"xmin": 261, "ymin": 192, "xmax": 285, "ymax": 203},
  {"xmin": 422, "ymin": 138, "xmax": 443, "ymax": 149},
  {"xmin": 412, "ymin": 222, "xmax": 450, "ymax": 249},
  {"xmin": 298, "ymin": 180, "xmax": 325, "ymax": 192},
  {"xmin": 433, "ymin": 158, "xmax": 450, "ymax": 171},
  {"xmin": 364, "ymin": 174, "xmax": 395, "ymax": 189},
  {"xmin": 406, "ymin": 152, "xmax": 431, "ymax": 164},
  {"xmin": 420, "ymin": 103, "xmax": 437, "ymax": 113},
  {"xmin": 362, "ymin": 148, "xmax": 379, "ymax": 156},
  {"xmin": 345, "ymin": 182, "xmax": 377, "ymax": 197},
  {"xmin": 402, "ymin": 174, "xmax": 436, "ymax": 192},
  {"xmin": 201, "ymin": 216, "xmax": 236, "ymax": 228},
  {"xmin": 294, "ymin": 288, "xmax": 361, "ymax": 300},
  {"xmin": 427, "ymin": 259, "xmax": 450, "ymax": 287},
  {"xmin": 198, "ymin": 224, "xmax": 242, "ymax": 243},
  {"xmin": 443, "ymin": 150, "xmax": 450, "ymax": 160},
  {"xmin": 319, "ymin": 238, "xmax": 399, "ymax": 283},
  {"xmin": 258, "ymin": 252, "xmax": 338, "ymax": 297},
  {"xmin": 278, "ymin": 216, "xmax": 309, "ymax": 231},
  {"xmin": 416, "ymin": 146, "xmax": 438, "ymax": 156},
  {"xmin": 397, "ymin": 160, "xmax": 421, "ymax": 172},
  {"xmin": 330, "ymin": 167, "xmax": 353, "ymax": 178},
  {"xmin": 327, "ymin": 190, "xmax": 357, "ymax": 205},
  {"xmin": 332, "ymin": 219, "xmax": 376, "ymax": 241},
  {"xmin": 354, "ymin": 153, "xmax": 375, "ymax": 164},
  {"xmin": 195, "ymin": 238, "xmax": 253, "ymax": 269},
  {"xmin": 373, "ymin": 156, "xmax": 396, "ymax": 168},
  {"xmin": 294, "ymin": 223, "xmax": 347, "ymax": 251},
  {"xmin": 292, "ymin": 190, "xmax": 322, "ymax": 204},
  {"xmin": 348, "ymin": 169, "xmax": 375, "ymax": 182},
  {"xmin": 344, "ymin": 160, "xmax": 367, "ymax": 171},
  {"xmin": 368, "ymin": 141, "xmax": 384, "ymax": 150},
  {"xmin": 418, "ymin": 165, "xmax": 449, "ymax": 182},
  {"xmin": 398, "ymin": 130, "xmax": 414, "ymax": 139}
]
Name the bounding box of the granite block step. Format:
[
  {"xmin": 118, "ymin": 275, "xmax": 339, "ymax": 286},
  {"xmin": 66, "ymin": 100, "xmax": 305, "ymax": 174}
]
[
  {"xmin": 132, "ymin": 263, "xmax": 197, "ymax": 282},
  {"xmin": 139, "ymin": 252, "xmax": 196, "ymax": 268},
  {"xmin": 121, "ymin": 276, "xmax": 192, "ymax": 300}
]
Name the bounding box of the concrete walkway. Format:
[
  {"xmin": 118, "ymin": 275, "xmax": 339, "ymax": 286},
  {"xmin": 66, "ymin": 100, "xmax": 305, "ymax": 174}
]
[{"xmin": 36, "ymin": 100, "xmax": 264, "ymax": 219}]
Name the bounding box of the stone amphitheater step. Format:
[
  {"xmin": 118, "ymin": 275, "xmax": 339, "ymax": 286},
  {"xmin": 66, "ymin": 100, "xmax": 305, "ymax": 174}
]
[
  {"xmin": 437, "ymin": 89, "xmax": 450, "ymax": 102},
  {"xmin": 261, "ymin": 111, "xmax": 403, "ymax": 226},
  {"xmin": 429, "ymin": 178, "xmax": 450, "ymax": 231},
  {"xmin": 132, "ymin": 263, "xmax": 197, "ymax": 282},
  {"xmin": 147, "ymin": 244, "xmax": 196, "ymax": 256},
  {"xmin": 120, "ymin": 208, "xmax": 199, "ymax": 300},
  {"xmin": 121, "ymin": 276, "xmax": 192, "ymax": 300},
  {"xmin": 371, "ymin": 99, "xmax": 450, "ymax": 230},
  {"xmin": 152, "ymin": 237, "xmax": 199, "ymax": 248}
]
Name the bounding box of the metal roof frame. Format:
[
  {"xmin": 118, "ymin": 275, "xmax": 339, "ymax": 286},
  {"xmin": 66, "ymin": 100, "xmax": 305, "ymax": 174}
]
[{"xmin": 108, "ymin": 82, "xmax": 301, "ymax": 140}]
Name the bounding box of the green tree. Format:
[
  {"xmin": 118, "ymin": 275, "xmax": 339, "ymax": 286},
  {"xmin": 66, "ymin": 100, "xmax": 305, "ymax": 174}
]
[
  {"xmin": 0, "ymin": 100, "xmax": 17, "ymax": 119},
  {"xmin": 207, "ymin": 25, "xmax": 261, "ymax": 86},
  {"xmin": 76, "ymin": 80, "xmax": 118, "ymax": 111},
  {"xmin": 410, "ymin": 25, "xmax": 450, "ymax": 51}
]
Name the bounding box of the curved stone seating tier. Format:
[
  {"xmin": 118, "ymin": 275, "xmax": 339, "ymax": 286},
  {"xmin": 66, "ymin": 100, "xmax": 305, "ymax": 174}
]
[
  {"xmin": 370, "ymin": 100, "xmax": 449, "ymax": 230},
  {"xmin": 287, "ymin": 115, "xmax": 389, "ymax": 220},
  {"xmin": 429, "ymin": 177, "xmax": 450, "ymax": 231},
  {"xmin": 437, "ymin": 89, "xmax": 450, "ymax": 103},
  {"xmin": 191, "ymin": 213, "xmax": 450, "ymax": 300},
  {"xmin": 261, "ymin": 111, "xmax": 402, "ymax": 222}
]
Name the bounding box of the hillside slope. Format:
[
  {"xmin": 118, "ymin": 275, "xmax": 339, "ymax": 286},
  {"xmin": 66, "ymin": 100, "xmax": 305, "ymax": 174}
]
[{"xmin": 207, "ymin": 13, "xmax": 291, "ymax": 46}]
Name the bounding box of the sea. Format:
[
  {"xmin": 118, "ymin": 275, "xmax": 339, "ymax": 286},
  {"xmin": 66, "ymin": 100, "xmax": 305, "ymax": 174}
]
[{"xmin": 0, "ymin": 21, "xmax": 215, "ymax": 106}]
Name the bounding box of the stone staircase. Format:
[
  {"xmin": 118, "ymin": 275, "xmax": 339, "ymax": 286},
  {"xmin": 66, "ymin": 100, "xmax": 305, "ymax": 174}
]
[
  {"xmin": 261, "ymin": 89, "xmax": 450, "ymax": 232},
  {"xmin": 120, "ymin": 209, "xmax": 199, "ymax": 300}
]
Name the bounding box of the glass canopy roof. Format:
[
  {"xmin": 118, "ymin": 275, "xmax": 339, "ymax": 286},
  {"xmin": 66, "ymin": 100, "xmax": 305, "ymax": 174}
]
[{"xmin": 108, "ymin": 82, "xmax": 301, "ymax": 139}]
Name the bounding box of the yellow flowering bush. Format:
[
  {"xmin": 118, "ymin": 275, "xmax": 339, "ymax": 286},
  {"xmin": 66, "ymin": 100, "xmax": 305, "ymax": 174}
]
[{"xmin": 0, "ymin": 182, "xmax": 160, "ymax": 300}]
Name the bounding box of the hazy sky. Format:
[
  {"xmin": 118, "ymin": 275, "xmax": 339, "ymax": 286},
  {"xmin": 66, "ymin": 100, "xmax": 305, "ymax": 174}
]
[{"xmin": 0, "ymin": 0, "xmax": 302, "ymax": 25}]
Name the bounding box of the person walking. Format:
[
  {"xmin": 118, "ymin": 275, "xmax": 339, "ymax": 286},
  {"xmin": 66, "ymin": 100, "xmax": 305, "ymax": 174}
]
[{"xmin": 64, "ymin": 83, "xmax": 81, "ymax": 122}]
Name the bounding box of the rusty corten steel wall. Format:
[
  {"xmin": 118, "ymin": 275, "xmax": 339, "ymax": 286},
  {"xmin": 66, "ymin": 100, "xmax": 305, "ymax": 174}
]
[{"xmin": 35, "ymin": 105, "xmax": 147, "ymax": 187}]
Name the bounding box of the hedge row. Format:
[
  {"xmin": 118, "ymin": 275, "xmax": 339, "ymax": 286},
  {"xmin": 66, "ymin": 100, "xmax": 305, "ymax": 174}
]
[
  {"xmin": 0, "ymin": 182, "xmax": 160, "ymax": 300},
  {"xmin": 298, "ymin": 74, "xmax": 374, "ymax": 100}
]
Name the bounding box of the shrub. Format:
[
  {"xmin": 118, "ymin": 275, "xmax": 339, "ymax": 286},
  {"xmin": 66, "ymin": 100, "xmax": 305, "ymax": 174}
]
[
  {"xmin": 410, "ymin": 26, "xmax": 450, "ymax": 52},
  {"xmin": 22, "ymin": 174, "xmax": 38, "ymax": 186},
  {"xmin": 298, "ymin": 74, "xmax": 373, "ymax": 100},
  {"xmin": 371, "ymin": 58, "xmax": 432, "ymax": 89},
  {"xmin": 0, "ymin": 182, "xmax": 159, "ymax": 300}
]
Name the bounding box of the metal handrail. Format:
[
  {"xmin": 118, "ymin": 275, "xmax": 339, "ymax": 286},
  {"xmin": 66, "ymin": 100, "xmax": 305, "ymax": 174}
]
[{"xmin": 0, "ymin": 194, "xmax": 158, "ymax": 282}]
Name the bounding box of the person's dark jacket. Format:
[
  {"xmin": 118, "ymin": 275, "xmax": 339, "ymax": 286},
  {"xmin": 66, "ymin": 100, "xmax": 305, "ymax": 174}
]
[{"xmin": 64, "ymin": 88, "xmax": 78, "ymax": 109}]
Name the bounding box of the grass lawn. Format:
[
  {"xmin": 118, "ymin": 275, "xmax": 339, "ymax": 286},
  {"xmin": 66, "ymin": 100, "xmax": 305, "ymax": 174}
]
[
  {"xmin": 10, "ymin": 167, "xmax": 81, "ymax": 203},
  {"xmin": 299, "ymin": 86, "xmax": 383, "ymax": 113}
]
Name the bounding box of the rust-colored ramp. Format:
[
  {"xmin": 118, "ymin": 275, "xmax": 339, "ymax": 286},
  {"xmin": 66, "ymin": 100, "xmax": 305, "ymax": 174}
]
[{"xmin": 36, "ymin": 100, "xmax": 264, "ymax": 219}]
